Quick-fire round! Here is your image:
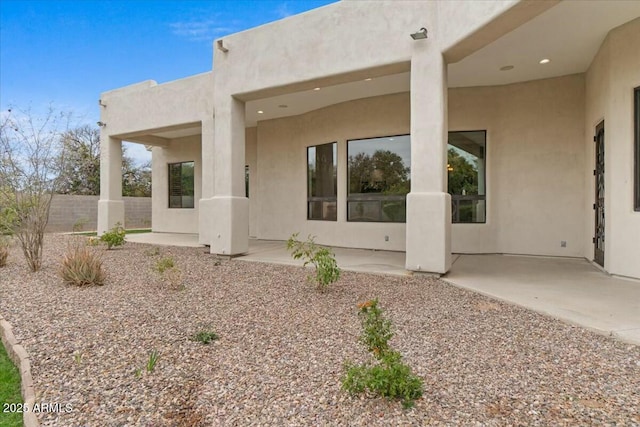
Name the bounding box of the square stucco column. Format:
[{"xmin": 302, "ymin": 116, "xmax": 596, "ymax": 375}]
[
  {"xmin": 198, "ymin": 115, "xmax": 215, "ymax": 245},
  {"xmin": 406, "ymin": 48, "xmax": 452, "ymax": 274},
  {"xmin": 97, "ymin": 134, "xmax": 124, "ymax": 235},
  {"xmin": 208, "ymin": 96, "xmax": 249, "ymax": 255}
]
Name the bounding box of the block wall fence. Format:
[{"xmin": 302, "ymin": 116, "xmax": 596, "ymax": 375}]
[{"xmin": 46, "ymin": 195, "xmax": 151, "ymax": 232}]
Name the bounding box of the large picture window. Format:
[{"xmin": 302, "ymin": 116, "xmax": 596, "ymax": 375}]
[
  {"xmin": 307, "ymin": 142, "xmax": 337, "ymax": 221},
  {"xmin": 168, "ymin": 161, "xmax": 194, "ymax": 208},
  {"xmin": 635, "ymin": 87, "xmax": 640, "ymax": 211},
  {"xmin": 448, "ymin": 131, "xmax": 486, "ymax": 223},
  {"xmin": 347, "ymin": 135, "xmax": 411, "ymax": 222}
]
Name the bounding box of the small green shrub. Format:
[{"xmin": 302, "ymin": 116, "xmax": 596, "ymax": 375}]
[
  {"xmin": 154, "ymin": 256, "xmax": 175, "ymax": 273},
  {"xmin": 190, "ymin": 330, "xmax": 219, "ymax": 345},
  {"xmin": 0, "ymin": 237, "xmax": 9, "ymax": 267},
  {"xmin": 146, "ymin": 349, "xmax": 159, "ymax": 372},
  {"xmin": 100, "ymin": 222, "xmax": 126, "ymax": 250},
  {"xmin": 59, "ymin": 245, "xmax": 105, "ymax": 286},
  {"xmin": 286, "ymin": 232, "xmax": 340, "ymax": 293},
  {"xmin": 153, "ymin": 256, "xmax": 183, "ymax": 290},
  {"xmin": 342, "ymin": 299, "xmax": 424, "ymax": 408}
]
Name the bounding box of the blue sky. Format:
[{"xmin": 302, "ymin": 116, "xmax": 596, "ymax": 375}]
[{"xmin": 0, "ymin": 0, "xmax": 336, "ymax": 163}]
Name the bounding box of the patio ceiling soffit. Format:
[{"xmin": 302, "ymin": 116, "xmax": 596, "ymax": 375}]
[
  {"xmin": 443, "ymin": 0, "xmax": 560, "ymax": 64},
  {"xmin": 113, "ymin": 121, "xmax": 202, "ymax": 146}
]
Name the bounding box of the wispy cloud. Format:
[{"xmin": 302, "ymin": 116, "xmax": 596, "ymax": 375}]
[
  {"xmin": 169, "ymin": 19, "xmax": 235, "ymax": 42},
  {"xmin": 275, "ymin": 2, "xmax": 293, "ymax": 19}
]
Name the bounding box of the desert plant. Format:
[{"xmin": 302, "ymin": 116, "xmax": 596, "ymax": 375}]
[
  {"xmin": 342, "ymin": 299, "xmax": 424, "ymax": 408},
  {"xmin": 154, "ymin": 256, "xmax": 175, "ymax": 273},
  {"xmin": 190, "ymin": 330, "xmax": 219, "ymax": 345},
  {"xmin": 1, "ymin": 106, "xmax": 73, "ymax": 272},
  {"xmin": 100, "ymin": 222, "xmax": 125, "ymax": 249},
  {"xmin": 59, "ymin": 245, "xmax": 105, "ymax": 286},
  {"xmin": 0, "ymin": 195, "xmax": 49, "ymax": 272},
  {"xmin": 0, "ymin": 237, "xmax": 9, "ymax": 267},
  {"xmin": 286, "ymin": 232, "xmax": 340, "ymax": 293},
  {"xmin": 153, "ymin": 256, "xmax": 183, "ymax": 290},
  {"xmin": 146, "ymin": 350, "xmax": 159, "ymax": 372}
]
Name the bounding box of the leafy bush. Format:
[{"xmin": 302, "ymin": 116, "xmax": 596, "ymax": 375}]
[
  {"xmin": 286, "ymin": 233, "xmax": 340, "ymax": 293},
  {"xmin": 0, "ymin": 237, "xmax": 9, "ymax": 267},
  {"xmin": 59, "ymin": 245, "xmax": 105, "ymax": 286},
  {"xmin": 342, "ymin": 299, "xmax": 423, "ymax": 408},
  {"xmin": 190, "ymin": 330, "xmax": 219, "ymax": 344},
  {"xmin": 0, "ymin": 204, "xmax": 18, "ymax": 236},
  {"xmin": 100, "ymin": 222, "xmax": 125, "ymax": 249}
]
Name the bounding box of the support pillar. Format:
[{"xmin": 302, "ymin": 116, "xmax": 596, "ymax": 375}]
[
  {"xmin": 208, "ymin": 96, "xmax": 249, "ymax": 255},
  {"xmin": 198, "ymin": 115, "xmax": 216, "ymax": 245},
  {"xmin": 405, "ymin": 46, "xmax": 452, "ymax": 274},
  {"xmin": 97, "ymin": 134, "xmax": 124, "ymax": 235}
]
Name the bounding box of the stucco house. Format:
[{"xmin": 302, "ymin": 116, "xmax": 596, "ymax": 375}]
[{"xmin": 97, "ymin": 0, "xmax": 640, "ymax": 280}]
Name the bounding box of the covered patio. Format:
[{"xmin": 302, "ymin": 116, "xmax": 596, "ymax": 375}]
[{"xmin": 125, "ymin": 232, "xmax": 639, "ymax": 345}]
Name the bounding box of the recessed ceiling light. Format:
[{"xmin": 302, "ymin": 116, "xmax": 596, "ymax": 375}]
[
  {"xmin": 364, "ymin": 78, "xmax": 372, "ymax": 81},
  {"xmin": 500, "ymin": 65, "xmax": 514, "ymax": 71},
  {"xmin": 539, "ymin": 58, "xmax": 550, "ymax": 64},
  {"xmin": 389, "ymin": 138, "xmax": 394, "ymax": 141},
  {"xmin": 257, "ymin": 110, "xmax": 264, "ymax": 114},
  {"xmin": 313, "ymin": 87, "xmax": 320, "ymax": 91},
  {"xmin": 278, "ymin": 104, "xmax": 288, "ymax": 108}
]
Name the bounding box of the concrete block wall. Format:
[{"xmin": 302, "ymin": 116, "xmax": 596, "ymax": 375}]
[{"xmin": 46, "ymin": 195, "xmax": 151, "ymax": 232}]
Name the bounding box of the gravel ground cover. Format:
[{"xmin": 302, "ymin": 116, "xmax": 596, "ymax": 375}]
[{"xmin": 1, "ymin": 234, "xmax": 639, "ymax": 426}]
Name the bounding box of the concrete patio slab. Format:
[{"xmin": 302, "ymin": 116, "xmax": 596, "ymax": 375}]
[
  {"xmin": 125, "ymin": 232, "xmax": 202, "ymax": 247},
  {"xmin": 240, "ymin": 239, "xmax": 409, "ymax": 276},
  {"xmin": 444, "ymin": 254, "xmax": 640, "ymax": 345}
]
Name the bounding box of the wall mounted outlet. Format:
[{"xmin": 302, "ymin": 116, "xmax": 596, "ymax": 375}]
[
  {"xmin": 561, "ymin": 241, "xmax": 567, "ymax": 248},
  {"xmin": 384, "ymin": 235, "xmax": 389, "ymax": 242}
]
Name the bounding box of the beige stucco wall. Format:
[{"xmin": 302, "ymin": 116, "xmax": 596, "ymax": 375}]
[
  {"xmin": 586, "ymin": 18, "xmax": 640, "ymax": 279},
  {"xmin": 217, "ymin": 2, "xmax": 429, "ymax": 97},
  {"xmin": 254, "ymin": 93, "xmax": 410, "ymax": 250},
  {"xmin": 151, "ymin": 135, "xmax": 202, "ymax": 234},
  {"xmin": 215, "ymin": 1, "xmax": 524, "ymax": 98},
  {"xmin": 449, "ymin": 74, "xmax": 586, "ymax": 257},
  {"xmin": 207, "ymin": 0, "xmax": 543, "ymax": 268},
  {"xmin": 253, "ymin": 75, "xmax": 586, "ymax": 256},
  {"xmin": 100, "ymin": 72, "xmax": 213, "ymax": 137},
  {"xmin": 98, "ymin": 72, "xmax": 213, "ymax": 235}
]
